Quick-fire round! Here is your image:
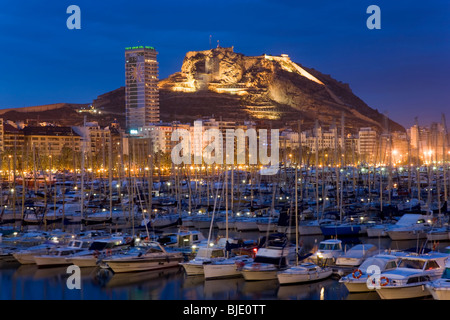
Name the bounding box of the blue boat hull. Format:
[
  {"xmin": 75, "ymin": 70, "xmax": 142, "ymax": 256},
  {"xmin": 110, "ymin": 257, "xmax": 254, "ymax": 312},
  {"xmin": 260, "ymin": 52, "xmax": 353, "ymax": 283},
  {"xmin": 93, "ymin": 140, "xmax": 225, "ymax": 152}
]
[{"xmin": 320, "ymin": 225, "xmax": 362, "ymax": 237}]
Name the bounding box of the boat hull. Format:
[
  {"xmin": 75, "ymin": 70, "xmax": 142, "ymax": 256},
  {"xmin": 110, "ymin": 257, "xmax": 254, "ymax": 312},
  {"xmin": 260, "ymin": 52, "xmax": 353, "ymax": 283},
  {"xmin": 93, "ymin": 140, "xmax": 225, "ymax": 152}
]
[
  {"xmin": 180, "ymin": 262, "xmax": 205, "ymax": 276},
  {"xmin": 427, "ymin": 286, "xmax": 450, "ymax": 300},
  {"xmin": 69, "ymin": 256, "xmax": 98, "ymax": 267},
  {"xmin": 426, "ymin": 232, "xmax": 449, "ymax": 241},
  {"xmin": 106, "ymin": 255, "xmax": 183, "ymax": 273},
  {"xmin": 13, "ymin": 250, "xmax": 48, "ymax": 265},
  {"xmin": 320, "ymin": 225, "xmax": 362, "ymax": 237},
  {"xmin": 242, "ymin": 270, "xmax": 278, "ymax": 281},
  {"xmin": 277, "ymin": 270, "xmax": 332, "ymax": 285},
  {"xmin": 235, "ymin": 221, "xmax": 258, "ymax": 231},
  {"xmin": 376, "ymin": 284, "xmax": 432, "ymax": 299},
  {"xmin": 203, "ymin": 263, "xmax": 242, "ymax": 279},
  {"xmin": 298, "ymin": 225, "xmax": 323, "ymax": 236},
  {"xmin": 341, "ymin": 280, "xmax": 373, "ymax": 293},
  {"xmin": 34, "ymin": 256, "xmax": 73, "ymax": 267},
  {"xmin": 387, "ymin": 230, "xmax": 428, "ymax": 241}
]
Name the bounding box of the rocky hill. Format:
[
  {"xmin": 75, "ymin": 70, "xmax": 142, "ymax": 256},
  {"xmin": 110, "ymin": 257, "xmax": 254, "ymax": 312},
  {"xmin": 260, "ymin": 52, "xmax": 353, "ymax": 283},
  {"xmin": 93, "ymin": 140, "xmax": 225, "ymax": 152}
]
[{"xmin": 159, "ymin": 47, "xmax": 404, "ymax": 132}]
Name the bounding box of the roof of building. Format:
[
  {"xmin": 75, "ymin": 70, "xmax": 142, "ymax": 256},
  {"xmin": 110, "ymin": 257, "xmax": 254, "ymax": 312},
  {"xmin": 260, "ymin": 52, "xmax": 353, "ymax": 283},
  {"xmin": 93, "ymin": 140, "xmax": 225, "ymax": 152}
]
[{"xmin": 23, "ymin": 126, "xmax": 80, "ymax": 137}]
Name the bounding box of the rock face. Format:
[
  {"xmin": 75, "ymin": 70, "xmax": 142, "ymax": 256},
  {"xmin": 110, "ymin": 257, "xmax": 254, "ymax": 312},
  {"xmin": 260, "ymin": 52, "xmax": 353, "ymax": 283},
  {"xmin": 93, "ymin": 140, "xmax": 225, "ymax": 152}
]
[{"xmin": 159, "ymin": 47, "xmax": 404, "ymax": 132}]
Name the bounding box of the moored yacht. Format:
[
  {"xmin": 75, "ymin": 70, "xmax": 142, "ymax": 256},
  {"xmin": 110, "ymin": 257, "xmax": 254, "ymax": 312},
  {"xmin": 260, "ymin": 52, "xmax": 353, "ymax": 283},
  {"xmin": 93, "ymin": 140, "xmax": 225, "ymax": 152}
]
[
  {"xmin": 335, "ymin": 244, "xmax": 378, "ymax": 267},
  {"xmin": 308, "ymin": 239, "xmax": 343, "ymax": 266},
  {"xmin": 203, "ymin": 255, "xmax": 253, "ymax": 279},
  {"xmin": 375, "ymin": 252, "xmax": 449, "ymax": 299},
  {"xmin": 426, "ymin": 259, "xmax": 450, "ymax": 300},
  {"xmin": 179, "ymin": 246, "xmax": 226, "ymax": 276},
  {"xmin": 339, "ymin": 252, "xmax": 406, "ymax": 293},
  {"xmin": 34, "ymin": 239, "xmax": 92, "ymax": 267},
  {"xmin": 103, "ymin": 241, "xmax": 184, "ymax": 273},
  {"xmin": 277, "ymin": 262, "xmax": 332, "ymax": 285},
  {"xmin": 241, "ymin": 233, "xmax": 295, "ymax": 281}
]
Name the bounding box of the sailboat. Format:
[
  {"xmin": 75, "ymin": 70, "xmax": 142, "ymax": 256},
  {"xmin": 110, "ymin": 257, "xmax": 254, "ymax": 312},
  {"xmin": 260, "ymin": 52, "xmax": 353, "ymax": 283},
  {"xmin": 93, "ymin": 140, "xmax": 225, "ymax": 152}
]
[{"xmin": 277, "ymin": 166, "xmax": 332, "ymax": 285}]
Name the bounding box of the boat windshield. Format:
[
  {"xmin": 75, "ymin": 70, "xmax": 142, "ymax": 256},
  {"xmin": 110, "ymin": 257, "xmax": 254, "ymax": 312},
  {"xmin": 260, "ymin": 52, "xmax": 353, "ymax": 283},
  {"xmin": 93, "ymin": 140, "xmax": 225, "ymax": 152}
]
[
  {"xmin": 442, "ymin": 268, "xmax": 450, "ymax": 279},
  {"xmin": 319, "ymin": 243, "xmax": 340, "ymax": 251},
  {"xmin": 253, "ymin": 256, "xmax": 287, "ymax": 267},
  {"xmin": 398, "ymin": 259, "xmax": 425, "ymax": 270}
]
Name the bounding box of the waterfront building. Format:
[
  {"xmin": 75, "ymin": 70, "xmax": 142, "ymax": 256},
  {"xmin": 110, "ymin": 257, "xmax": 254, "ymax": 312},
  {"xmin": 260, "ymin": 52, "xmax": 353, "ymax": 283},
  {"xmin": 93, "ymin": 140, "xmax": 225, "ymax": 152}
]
[
  {"xmin": 23, "ymin": 125, "xmax": 81, "ymax": 157},
  {"xmin": 125, "ymin": 46, "xmax": 159, "ymax": 130},
  {"xmin": 358, "ymin": 127, "xmax": 378, "ymax": 162}
]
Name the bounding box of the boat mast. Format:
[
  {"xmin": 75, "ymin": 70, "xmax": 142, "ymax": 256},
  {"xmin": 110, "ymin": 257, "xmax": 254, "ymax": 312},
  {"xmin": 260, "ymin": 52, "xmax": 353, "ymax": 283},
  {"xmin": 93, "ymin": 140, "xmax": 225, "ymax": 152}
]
[
  {"xmin": 295, "ymin": 164, "xmax": 299, "ymax": 265},
  {"xmin": 108, "ymin": 128, "xmax": 113, "ymax": 221},
  {"xmin": 314, "ymin": 120, "xmax": 320, "ymax": 222},
  {"xmin": 441, "ymin": 114, "xmax": 448, "ymax": 204},
  {"xmin": 415, "ymin": 117, "xmax": 421, "ymax": 202}
]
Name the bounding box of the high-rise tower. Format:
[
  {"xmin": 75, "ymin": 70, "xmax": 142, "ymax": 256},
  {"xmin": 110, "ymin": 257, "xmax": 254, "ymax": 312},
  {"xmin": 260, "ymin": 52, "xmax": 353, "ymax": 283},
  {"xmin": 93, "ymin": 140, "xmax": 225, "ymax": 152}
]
[{"xmin": 125, "ymin": 46, "xmax": 159, "ymax": 130}]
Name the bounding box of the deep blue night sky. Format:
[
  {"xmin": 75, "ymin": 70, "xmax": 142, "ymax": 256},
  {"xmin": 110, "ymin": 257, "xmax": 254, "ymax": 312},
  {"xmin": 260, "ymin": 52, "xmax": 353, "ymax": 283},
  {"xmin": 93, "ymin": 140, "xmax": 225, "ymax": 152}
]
[{"xmin": 0, "ymin": 0, "xmax": 449, "ymax": 128}]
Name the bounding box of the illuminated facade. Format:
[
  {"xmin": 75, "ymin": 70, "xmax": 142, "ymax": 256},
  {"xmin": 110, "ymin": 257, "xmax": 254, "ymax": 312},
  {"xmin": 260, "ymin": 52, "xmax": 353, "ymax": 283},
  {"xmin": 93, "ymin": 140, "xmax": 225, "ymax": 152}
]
[{"xmin": 125, "ymin": 46, "xmax": 159, "ymax": 130}]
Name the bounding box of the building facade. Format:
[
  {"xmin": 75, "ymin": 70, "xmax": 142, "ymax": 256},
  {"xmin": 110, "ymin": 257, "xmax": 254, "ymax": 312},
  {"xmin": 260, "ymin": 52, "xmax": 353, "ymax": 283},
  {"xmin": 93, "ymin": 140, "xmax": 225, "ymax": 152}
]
[{"xmin": 125, "ymin": 46, "xmax": 159, "ymax": 130}]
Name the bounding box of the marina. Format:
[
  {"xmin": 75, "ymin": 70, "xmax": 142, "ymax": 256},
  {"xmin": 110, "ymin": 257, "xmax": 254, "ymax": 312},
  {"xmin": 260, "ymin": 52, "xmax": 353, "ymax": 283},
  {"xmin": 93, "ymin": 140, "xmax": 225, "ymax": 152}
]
[{"xmin": 0, "ymin": 159, "xmax": 449, "ymax": 300}]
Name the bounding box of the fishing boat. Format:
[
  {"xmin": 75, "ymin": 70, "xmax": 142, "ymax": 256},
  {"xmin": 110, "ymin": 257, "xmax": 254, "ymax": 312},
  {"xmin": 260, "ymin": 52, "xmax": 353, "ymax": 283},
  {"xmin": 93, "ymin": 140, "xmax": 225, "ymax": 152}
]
[
  {"xmin": 277, "ymin": 262, "xmax": 332, "ymax": 285},
  {"xmin": 375, "ymin": 252, "xmax": 449, "ymax": 299},
  {"xmin": 103, "ymin": 241, "xmax": 184, "ymax": 273}
]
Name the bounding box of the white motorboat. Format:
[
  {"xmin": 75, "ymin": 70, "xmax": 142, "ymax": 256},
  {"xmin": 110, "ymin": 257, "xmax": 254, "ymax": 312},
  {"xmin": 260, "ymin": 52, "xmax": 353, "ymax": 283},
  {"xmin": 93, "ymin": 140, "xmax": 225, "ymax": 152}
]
[
  {"xmin": 277, "ymin": 262, "xmax": 332, "ymax": 285},
  {"xmin": 385, "ymin": 214, "xmax": 433, "ymax": 241},
  {"xmin": 339, "ymin": 252, "xmax": 406, "ymax": 293},
  {"xmin": 426, "ymin": 259, "xmax": 450, "ymax": 300},
  {"xmin": 34, "ymin": 239, "xmax": 92, "ymax": 267},
  {"xmin": 179, "ymin": 246, "xmax": 226, "ymax": 276},
  {"xmin": 308, "ymin": 239, "xmax": 343, "ymax": 266},
  {"xmin": 13, "ymin": 243, "xmax": 57, "ymax": 265},
  {"xmin": 241, "ymin": 233, "xmax": 296, "ymax": 281},
  {"xmin": 335, "ymin": 244, "xmax": 378, "ymax": 267},
  {"xmin": 103, "ymin": 241, "xmax": 184, "ymax": 273},
  {"xmin": 67, "ymin": 237, "xmax": 127, "ymax": 267},
  {"xmin": 375, "ymin": 252, "xmax": 449, "ymax": 299},
  {"xmin": 203, "ymin": 255, "xmax": 253, "ymax": 279}
]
